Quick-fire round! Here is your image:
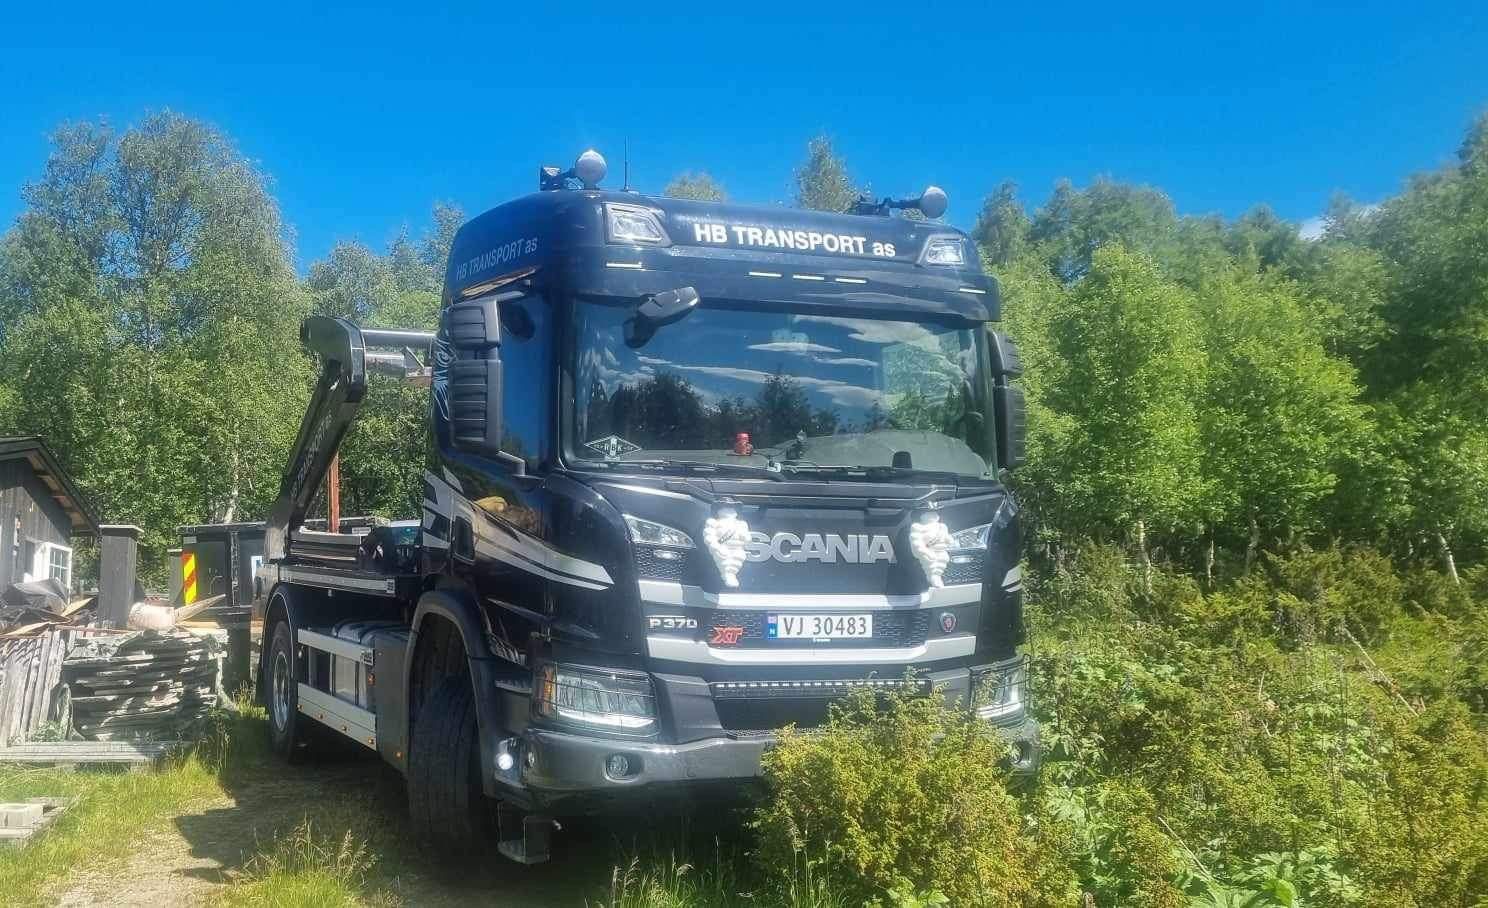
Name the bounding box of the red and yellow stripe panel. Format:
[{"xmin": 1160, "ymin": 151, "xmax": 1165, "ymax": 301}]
[{"xmin": 182, "ymin": 550, "xmax": 198, "ymax": 604}]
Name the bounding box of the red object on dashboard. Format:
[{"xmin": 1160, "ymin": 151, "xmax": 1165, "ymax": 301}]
[{"xmin": 733, "ymin": 433, "xmax": 753, "ymax": 456}]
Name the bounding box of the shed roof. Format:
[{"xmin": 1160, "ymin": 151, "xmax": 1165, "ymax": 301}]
[{"xmin": 0, "ymin": 436, "xmax": 100, "ymax": 535}]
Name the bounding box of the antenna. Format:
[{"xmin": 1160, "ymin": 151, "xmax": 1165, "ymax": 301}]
[{"xmin": 623, "ymin": 138, "xmax": 631, "ymax": 192}]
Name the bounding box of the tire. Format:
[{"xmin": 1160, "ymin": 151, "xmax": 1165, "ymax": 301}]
[
  {"xmin": 407, "ymin": 673, "xmax": 490, "ymax": 855},
  {"xmin": 265, "ymin": 618, "xmax": 309, "ymax": 763}
]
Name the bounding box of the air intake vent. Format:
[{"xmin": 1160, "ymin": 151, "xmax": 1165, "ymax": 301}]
[{"xmin": 449, "ymin": 359, "xmax": 499, "ymax": 445}]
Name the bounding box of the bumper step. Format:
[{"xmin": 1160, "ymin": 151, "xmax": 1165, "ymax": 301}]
[{"xmin": 496, "ymin": 803, "xmax": 554, "ymax": 865}]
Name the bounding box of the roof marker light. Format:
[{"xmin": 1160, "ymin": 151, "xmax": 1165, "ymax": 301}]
[
  {"xmin": 605, "ymin": 202, "xmax": 671, "ymax": 246},
  {"xmin": 921, "ymin": 235, "xmax": 966, "ymax": 267}
]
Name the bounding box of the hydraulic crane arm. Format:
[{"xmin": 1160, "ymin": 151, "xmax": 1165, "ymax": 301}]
[{"xmin": 264, "ymin": 316, "xmax": 434, "ymax": 561}]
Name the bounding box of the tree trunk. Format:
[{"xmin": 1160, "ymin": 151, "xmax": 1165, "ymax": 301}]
[
  {"xmin": 1244, "ymin": 516, "xmax": 1260, "ymax": 574},
  {"xmin": 1205, "ymin": 528, "xmax": 1216, "ymax": 589},
  {"xmin": 1136, "ymin": 519, "xmax": 1152, "ymax": 595},
  {"xmin": 1437, "ymin": 530, "xmax": 1460, "ymax": 585},
  {"xmin": 221, "ymin": 448, "xmax": 240, "ymax": 524}
]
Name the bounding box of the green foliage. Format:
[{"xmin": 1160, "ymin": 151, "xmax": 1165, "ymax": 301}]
[
  {"xmin": 1031, "ymin": 546, "xmax": 1488, "ymax": 908},
  {"xmin": 1041, "ymin": 245, "xmax": 1207, "ymax": 540},
  {"xmin": 753, "ymin": 684, "xmax": 1076, "ymax": 907},
  {"xmin": 1196, "ymin": 270, "xmax": 1369, "ymax": 545},
  {"xmin": 1029, "ymin": 177, "xmax": 1182, "ymax": 283},
  {"xmin": 663, "ymin": 172, "xmax": 727, "ymax": 201},
  {"xmin": 0, "ymin": 112, "xmax": 309, "ymax": 583},
  {"xmin": 794, "ymin": 135, "xmax": 861, "ymax": 213}
]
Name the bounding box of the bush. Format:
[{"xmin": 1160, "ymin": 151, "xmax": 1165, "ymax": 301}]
[
  {"xmin": 752, "ymin": 685, "xmax": 1075, "ymax": 907},
  {"xmin": 1028, "ymin": 543, "xmax": 1140, "ymax": 624},
  {"xmin": 1267, "ymin": 546, "xmax": 1402, "ymax": 645},
  {"xmin": 1347, "ymin": 704, "xmax": 1488, "ymax": 905},
  {"xmin": 1028, "ymin": 549, "xmax": 1488, "ymax": 907},
  {"xmin": 1401, "ymin": 564, "xmax": 1476, "ymax": 619}
]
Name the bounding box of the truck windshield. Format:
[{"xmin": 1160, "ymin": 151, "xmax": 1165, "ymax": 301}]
[{"xmin": 570, "ymin": 299, "xmax": 992, "ymax": 478}]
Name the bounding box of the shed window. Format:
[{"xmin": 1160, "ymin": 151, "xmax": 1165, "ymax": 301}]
[
  {"xmin": 24, "ymin": 540, "xmax": 73, "ymax": 590},
  {"xmin": 48, "ymin": 544, "xmax": 72, "ymax": 589}
]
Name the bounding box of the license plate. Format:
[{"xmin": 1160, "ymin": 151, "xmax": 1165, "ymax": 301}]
[{"xmin": 767, "ymin": 614, "xmax": 873, "ymax": 640}]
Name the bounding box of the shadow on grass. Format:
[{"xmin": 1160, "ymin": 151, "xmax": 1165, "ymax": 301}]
[{"xmin": 169, "ymin": 706, "xmax": 758, "ymax": 906}]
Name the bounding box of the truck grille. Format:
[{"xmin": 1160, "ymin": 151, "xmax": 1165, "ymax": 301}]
[{"xmin": 707, "ymin": 610, "xmax": 929, "ymax": 648}]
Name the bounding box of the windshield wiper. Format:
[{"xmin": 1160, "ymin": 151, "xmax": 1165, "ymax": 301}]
[
  {"xmin": 601, "ymin": 459, "xmax": 784, "ymax": 479},
  {"xmin": 777, "ymin": 463, "xmax": 968, "ymax": 482}
]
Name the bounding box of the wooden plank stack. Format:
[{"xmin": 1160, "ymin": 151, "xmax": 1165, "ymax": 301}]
[
  {"xmin": 61, "ymin": 631, "xmax": 221, "ymax": 741},
  {"xmin": 0, "ymin": 628, "xmax": 72, "ymax": 746}
]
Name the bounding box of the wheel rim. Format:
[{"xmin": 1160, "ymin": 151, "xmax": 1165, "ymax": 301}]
[{"xmin": 271, "ymin": 647, "xmax": 291, "ymax": 730}]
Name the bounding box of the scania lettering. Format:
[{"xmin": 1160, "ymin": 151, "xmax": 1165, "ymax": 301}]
[
  {"xmin": 249, "ymin": 150, "xmax": 1036, "ymax": 865},
  {"xmin": 744, "ymin": 532, "xmax": 896, "ymax": 564}
]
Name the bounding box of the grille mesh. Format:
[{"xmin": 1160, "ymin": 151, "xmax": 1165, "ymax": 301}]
[
  {"xmin": 943, "ymin": 559, "xmax": 985, "ymax": 585},
  {"xmin": 634, "ymin": 546, "xmax": 689, "ymax": 582}
]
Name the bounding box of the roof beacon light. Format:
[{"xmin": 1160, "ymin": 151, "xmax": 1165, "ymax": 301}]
[
  {"xmin": 917, "ymin": 185, "xmax": 949, "ymax": 219},
  {"xmin": 574, "ymin": 149, "xmax": 607, "ymax": 189},
  {"xmin": 850, "ymin": 184, "xmax": 951, "ymax": 218},
  {"xmin": 539, "ymin": 149, "xmax": 608, "ymax": 191}
]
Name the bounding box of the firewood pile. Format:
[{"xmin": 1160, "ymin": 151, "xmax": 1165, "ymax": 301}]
[{"xmin": 60, "ymin": 631, "xmax": 222, "ymax": 741}]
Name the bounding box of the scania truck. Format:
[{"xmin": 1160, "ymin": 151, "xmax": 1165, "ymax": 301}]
[{"xmin": 252, "ymin": 151, "xmax": 1034, "ymax": 864}]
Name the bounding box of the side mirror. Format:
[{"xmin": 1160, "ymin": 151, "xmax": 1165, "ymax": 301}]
[
  {"xmin": 994, "ymin": 384, "xmax": 1027, "ymax": 471},
  {"xmin": 988, "ymin": 330, "xmax": 1026, "ymax": 471},
  {"xmin": 626, "ymin": 287, "xmax": 699, "ymax": 348}
]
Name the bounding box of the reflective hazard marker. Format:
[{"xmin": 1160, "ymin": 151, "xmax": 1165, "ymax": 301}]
[{"xmin": 182, "ymin": 550, "xmax": 198, "ymax": 604}]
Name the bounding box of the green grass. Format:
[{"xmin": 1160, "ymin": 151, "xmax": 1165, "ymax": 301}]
[
  {"xmin": 0, "ymin": 747, "xmax": 225, "ymax": 902},
  {"xmin": 215, "ymin": 819, "xmax": 379, "ymax": 908},
  {"xmin": 0, "ymin": 698, "xmax": 281, "ymax": 905}
]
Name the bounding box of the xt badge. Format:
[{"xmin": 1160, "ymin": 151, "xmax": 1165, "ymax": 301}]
[{"xmin": 709, "ymin": 625, "xmax": 745, "ymax": 646}]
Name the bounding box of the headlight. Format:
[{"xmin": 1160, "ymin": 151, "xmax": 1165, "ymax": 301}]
[
  {"xmin": 624, "ymin": 514, "xmax": 694, "ymax": 549},
  {"xmin": 948, "ymin": 522, "xmax": 992, "ymax": 562},
  {"xmin": 605, "ymin": 203, "xmax": 671, "ymax": 246},
  {"xmin": 920, "ymin": 235, "xmax": 966, "ymax": 266},
  {"xmin": 971, "ymin": 661, "xmax": 1026, "ymax": 721},
  {"xmin": 535, "ymin": 664, "xmax": 657, "ymax": 731}
]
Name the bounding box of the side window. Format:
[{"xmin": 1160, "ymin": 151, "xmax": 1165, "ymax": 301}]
[{"xmin": 498, "ymin": 296, "xmax": 550, "ymax": 466}]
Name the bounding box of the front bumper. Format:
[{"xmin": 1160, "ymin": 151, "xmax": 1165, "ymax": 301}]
[{"xmin": 498, "ymin": 657, "xmax": 1039, "ymax": 811}]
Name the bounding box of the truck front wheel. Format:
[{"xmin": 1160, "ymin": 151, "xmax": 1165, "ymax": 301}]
[
  {"xmin": 265, "ymin": 619, "xmax": 309, "ymax": 763},
  {"xmin": 407, "ymin": 673, "xmax": 490, "ymax": 854}
]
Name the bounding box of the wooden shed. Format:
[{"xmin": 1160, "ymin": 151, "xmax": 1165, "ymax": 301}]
[{"xmin": 0, "ymin": 436, "xmax": 99, "ymax": 592}]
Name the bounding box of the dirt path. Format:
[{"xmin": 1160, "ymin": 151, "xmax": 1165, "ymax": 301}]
[{"xmin": 50, "ymin": 756, "xmax": 628, "ymax": 907}]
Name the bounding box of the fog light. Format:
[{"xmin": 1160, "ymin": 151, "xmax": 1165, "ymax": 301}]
[
  {"xmin": 495, "ymin": 738, "xmax": 517, "ymax": 772},
  {"xmin": 605, "ymin": 754, "xmax": 632, "ymax": 780}
]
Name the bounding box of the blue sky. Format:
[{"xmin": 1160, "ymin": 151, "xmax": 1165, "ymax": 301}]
[{"xmin": 2, "ymin": 1, "xmax": 1485, "ymax": 269}]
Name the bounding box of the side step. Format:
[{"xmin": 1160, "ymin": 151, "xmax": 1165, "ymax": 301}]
[
  {"xmin": 297, "ymin": 628, "xmax": 378, "ymax": 750},
  {"xmin": 296, "ymin": 684, "xmax": 377, "ymax": 750}
]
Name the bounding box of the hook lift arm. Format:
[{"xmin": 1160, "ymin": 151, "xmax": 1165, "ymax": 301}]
[{"xmin": 264, "ymin": 316, "xmax": 434, "ymax": 561}]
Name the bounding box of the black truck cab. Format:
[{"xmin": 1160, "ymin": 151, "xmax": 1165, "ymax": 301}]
[{"xmin": 253, "ymin": 153, "xmax": 1034, "ymax": 863}]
